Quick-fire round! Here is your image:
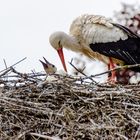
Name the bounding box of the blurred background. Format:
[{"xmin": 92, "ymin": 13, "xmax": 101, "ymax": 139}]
[{"xmin": 0, "ymin": 0, "xmax": 139, "ymax": 82}]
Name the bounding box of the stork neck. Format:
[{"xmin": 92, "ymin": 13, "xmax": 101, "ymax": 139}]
[{"xmin": 62, "ymin": 34, "xmax": 81, "ymax": 52}]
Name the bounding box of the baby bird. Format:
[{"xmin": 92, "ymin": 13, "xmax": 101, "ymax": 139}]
[
  {"xmin": 39, "ymin": 57, "xmax": 57, "ymax": 75},
  {"xmin": 39, "ymin": 57, "xmax": 67, "ymax": 85}
]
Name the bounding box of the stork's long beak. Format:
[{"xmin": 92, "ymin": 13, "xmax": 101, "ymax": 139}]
[{"xmin": 57, "ymin": 48, "xmax": 67, "ymax": 72}]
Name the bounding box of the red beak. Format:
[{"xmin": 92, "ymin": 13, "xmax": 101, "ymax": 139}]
[{"xmin": 57, "ymin": 48, "xmax": 67, "ymax": 72}]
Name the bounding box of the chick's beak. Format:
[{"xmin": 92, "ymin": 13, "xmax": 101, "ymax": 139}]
[
  {"xmin": 39, "ymin": 60, "xmax": 48, "ymax": 70},
  {"xmin": 57, "ymin": 48, "xmax": 67, "ymax": 72}
]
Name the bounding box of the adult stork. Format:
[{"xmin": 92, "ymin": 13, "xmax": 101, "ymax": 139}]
[{"xmin": 49, "ymin": 14, "xmax": 140, "ymax": 82}]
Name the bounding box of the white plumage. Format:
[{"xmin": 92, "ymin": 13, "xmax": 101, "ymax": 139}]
[
  {"xmin": 70, "ymin": 14, "xmax": 128, "ymax": 44},
  {"xmin": 49, "ymin": 14, "xmax": 131, "ymax": 65},
  {"xmin": 129, "ymin": 73, "xmax": 140, "ymax": 84},
  {"xmin": 49, "ymin": 14, "xmax": 140, "ymax": 82}
]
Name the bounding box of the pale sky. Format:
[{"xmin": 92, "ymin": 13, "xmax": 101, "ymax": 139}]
[{"xmin": 0, "ymin": 0, "xmax": 138, "ymax": 74}]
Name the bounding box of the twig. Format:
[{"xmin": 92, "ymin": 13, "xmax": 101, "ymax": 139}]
[
  {"xmin": 0, "ymin": 68, "xmax": 12, "ymax": 77},
  {"xmin": 90, "ymin": 64, "xmax": 140, "ymax": 78},
  {"xmin": 127, "ymin": 114, "xmax": 140, "ymax": 125},
  {"xmin": 69, "ymin": 59, "xmax": 97, "ymax": 84},
  {"xmin": 0, "ymin": 57, "xmax": 27, "ymax": 74},
  {"xmin": 115, "ymin": 133, "xmax": 128, "ymax": 140},
  {"xmin": 134, "ymin": 125, "xmax": 140, "ymax": 139},
  {"xmin": 30, "ymin": 133, "xmax": 62, "ymax": 140},
  {"xmin": 122, "ymin": 102, "xmax": 140, "ymax": 108},
  {"xmin": 1, "ymin": 73, "xmax": 46, "ymax": 78},
  {"xmin": 69, "ymin": 59, "xmax": 87, "ymax": 76},
  {"xmin": 10, "ymin": 67, "xmax": 38, "ymax": 83},
  {"xmin": 15, "ymin": 130, "xmax": 31, "ymax": 140},
  {"xmin": 3, "ymin": 59, "xmax": 8, "ymax": 69}
]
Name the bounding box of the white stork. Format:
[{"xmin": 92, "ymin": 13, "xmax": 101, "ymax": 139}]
[{"xmin": 49, "ymin": 14, "xmax": 140, "ymax": 82}]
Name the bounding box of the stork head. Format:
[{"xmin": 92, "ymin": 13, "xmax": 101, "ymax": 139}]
[
  {"xmin": 39, "ymin": 57, "xmax": 57, "ymax": 74},
  {"xmin": 49, "ymin": 31, "xmax": 67, "ymax": 72}
]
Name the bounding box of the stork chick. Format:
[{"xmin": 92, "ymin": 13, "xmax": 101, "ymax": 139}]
[
  {"xmin": 39, "ymin": 57, "xmax": 67, "ymax": 83},
  {"xmin": 49, "ymin": 14, "xmax": 140, "ymax": 83},
  {"xmin": 39, "ymin": 57, "xmax": 57, "ymax": 74}
]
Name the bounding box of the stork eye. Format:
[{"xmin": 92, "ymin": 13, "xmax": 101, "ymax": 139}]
[{"xmin": 52, "ymin": 65, "xmax": 55, "ymax": 68}]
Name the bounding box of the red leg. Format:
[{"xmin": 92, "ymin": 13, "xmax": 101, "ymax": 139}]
[{"xmin": 108, "ymin": 58, "xmax": 116, "ymax": 83}]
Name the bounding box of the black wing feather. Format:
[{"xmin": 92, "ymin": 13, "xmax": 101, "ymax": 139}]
[
  {"xmin": 89, "ymin": 24, "xmax": 140, "ymax": 72},
  {"xmin": 112, "ymin": 23, "xmax": 140, "ymax": 38}
]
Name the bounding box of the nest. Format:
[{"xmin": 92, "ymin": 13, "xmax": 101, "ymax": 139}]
[{"xmin": 0, "ymin": 67, "xmax": 140, "ymax": 140}]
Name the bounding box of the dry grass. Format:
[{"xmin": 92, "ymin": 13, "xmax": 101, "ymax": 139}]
[{"xmin": 0, "ymin": 68, "xmax": 140, "ymax": 140}]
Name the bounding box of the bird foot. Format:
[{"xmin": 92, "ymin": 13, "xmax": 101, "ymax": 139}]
[{"xmin": 107, "ymin": 77, "xmax": 117, "ymax": 84}]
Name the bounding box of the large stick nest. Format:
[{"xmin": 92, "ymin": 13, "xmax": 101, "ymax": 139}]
[{"xmin": 0, "ymin": 67, "xmax": 140, "ymax": 140}]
